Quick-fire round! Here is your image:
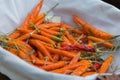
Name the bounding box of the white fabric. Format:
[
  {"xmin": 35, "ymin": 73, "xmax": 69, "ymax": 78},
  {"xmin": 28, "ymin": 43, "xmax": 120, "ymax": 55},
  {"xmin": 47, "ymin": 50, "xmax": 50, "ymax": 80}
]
[{"xmin": 0, "ymin": 0, "xmax": 120, "ymax": 80}]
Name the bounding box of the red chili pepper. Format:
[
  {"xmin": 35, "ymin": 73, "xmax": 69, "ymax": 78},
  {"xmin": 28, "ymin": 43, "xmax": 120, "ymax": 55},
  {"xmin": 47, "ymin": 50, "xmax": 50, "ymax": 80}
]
[
  {"xmin": 93, "ymin": 63, "xmax": 102, "ymax": 70},
  {"xmin": 90, "ymin": 63, "xmax": 102, "ymax": 71},
  {"xmin": 61, "ymin": 44, "xmax": 95, "ymax": 52}
]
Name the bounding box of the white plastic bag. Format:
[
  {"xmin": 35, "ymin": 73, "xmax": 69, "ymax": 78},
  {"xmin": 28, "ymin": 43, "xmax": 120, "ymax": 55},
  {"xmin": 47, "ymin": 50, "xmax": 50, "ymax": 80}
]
[{"xmin": 0, "ymin": 0, "xmax": 120, "ymax": 80}]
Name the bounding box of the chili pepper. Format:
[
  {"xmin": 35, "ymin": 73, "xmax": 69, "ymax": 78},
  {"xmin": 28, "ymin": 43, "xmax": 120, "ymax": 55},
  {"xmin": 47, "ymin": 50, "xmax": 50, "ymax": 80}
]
[
  {"xmin": 93, "ymin": 63, "xmax": 102, "ymax": 70},
  {"xmin": 51, "ymin": 36, "xmax": 63, "ymax": 42},
  {"xmin": 61, "ymin": 44, "xmax": 95, "ymax": 52}
]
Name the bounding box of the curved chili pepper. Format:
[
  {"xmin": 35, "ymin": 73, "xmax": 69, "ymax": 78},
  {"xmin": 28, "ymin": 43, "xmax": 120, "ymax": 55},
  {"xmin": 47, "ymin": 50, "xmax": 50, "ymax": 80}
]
[{"xmin": 61, "ymin": 44, "xmax": 95, "ymax": 52}]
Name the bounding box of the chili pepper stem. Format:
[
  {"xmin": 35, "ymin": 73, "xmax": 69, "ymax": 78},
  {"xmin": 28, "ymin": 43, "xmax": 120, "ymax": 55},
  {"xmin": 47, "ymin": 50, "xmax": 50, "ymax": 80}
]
[
  {"xmin": 44, "ymin": 56, "xmax": 49, "ymax": 66},
  {"xmin": 110, "ymin": 65, "xmax": 120, "ymax": 73},
  {"xmin": 25, "ymin": 59, "xmax": 36, "ymax": 63},
  {"xmin": 45, "ymin": 3, "xmax": 59, "ymax": 16},
  {"xmin": 52, "ymin": 43, "xmax": 57, "ymax": 48},
  {"xmin": 74, "ymin": 34, "xmax": 83, "ymax": 44},
  {"xmin": 59, "ymin": 28, "xmax": 65, "ymax": 32},
  {"xmin": 24, "ymin": 50, "xmax": 35, "ymax": 60},
  {"xmin": 112, "ymin": 34, "xmax": 120, "ymax": 39}
]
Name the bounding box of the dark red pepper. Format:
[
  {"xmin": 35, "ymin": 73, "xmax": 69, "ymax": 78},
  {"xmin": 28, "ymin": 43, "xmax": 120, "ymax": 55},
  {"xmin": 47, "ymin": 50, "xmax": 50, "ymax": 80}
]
[
  {"xmin": 90, "ymin": 63, "xmax": 102, "ymax": 71},
  {"xmin": 93, "ymin": 63, "xmax": 102, "ymax": 70},
  {"xmin": 61, "ymin": 44, "xmax": 95, "ymax": 52}
]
